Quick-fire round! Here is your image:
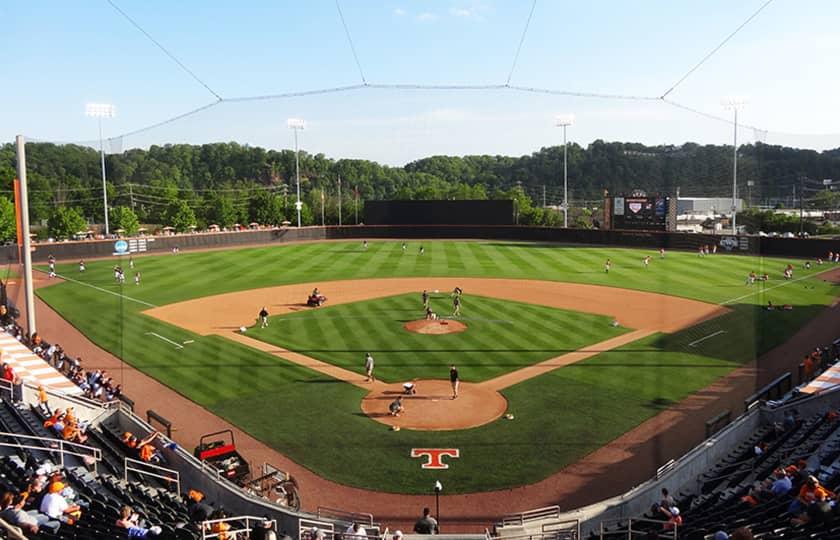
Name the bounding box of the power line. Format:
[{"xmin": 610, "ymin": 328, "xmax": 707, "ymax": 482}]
[
  {"xmin": 506, "ymin": 0, "xmax": 538, "ymax": 85},
  {"xmin": 334, "ymin": 0, "xmax": 367, "ymax": 84},
  {"xmin": 660, "ymin": 0, "xmax": 775, "ymax": 98},
  {"xmin": 105, "ymin": 0, "xmax": 223, "ymax": 101}
]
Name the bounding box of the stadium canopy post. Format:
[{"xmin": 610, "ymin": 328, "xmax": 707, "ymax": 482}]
[
  {"xmin": 722, "ymin": 98, "xmax": 746, "ymax": 234},
  {"xmin": 14, "ymin": 136, "xmax": 36, "ymax": 336},
  {"xmin": 287, "ymin": 118, "xmax": 306, "ymax": 227},
  {"xmin": 85, "ymin": 103, "xmax": 116, "ymax": 236},
  {"xmin": 556, "ymin": 114, "xmax": 574, "ymax": 228}
]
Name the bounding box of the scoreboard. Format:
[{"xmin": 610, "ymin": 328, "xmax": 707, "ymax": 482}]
[{"xmin": 610, "ymin": 196, "xmax": 672, "ymax": 231}]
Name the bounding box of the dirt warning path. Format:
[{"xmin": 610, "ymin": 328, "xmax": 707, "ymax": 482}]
[{"xmin": 145, "ymin": 278, "xmax": 725, "ymax": 431}]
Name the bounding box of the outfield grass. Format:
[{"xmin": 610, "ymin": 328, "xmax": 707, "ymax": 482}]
[
  {"xmin": 34, "ymin": 241, "xmax": 840, "ymax": 493},
  {"xmin": 248, "ymin": 293, "xmax": 629, "ymax": 382}
]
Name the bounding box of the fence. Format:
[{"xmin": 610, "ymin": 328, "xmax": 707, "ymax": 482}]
[
  {"xmin": 200, "ymin": 515, "xmax": 276, "ymax": 540},
  {"xmin": 0, "ymin": 431, "xmax": 101, "ymax": 470},
  {"xmin": 124, "ymin": 457, "xmax": 180, "ymax": 493}
]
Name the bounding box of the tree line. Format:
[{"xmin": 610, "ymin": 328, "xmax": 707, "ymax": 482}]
[{"xmin": 0, "ymin": 140, "xmax": 839, "ymax": 240}]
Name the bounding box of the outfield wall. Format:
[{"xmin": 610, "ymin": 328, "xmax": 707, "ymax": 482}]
[{"xmin": 7, "ymin": 225, "xmax": 839, "ymax": 263}]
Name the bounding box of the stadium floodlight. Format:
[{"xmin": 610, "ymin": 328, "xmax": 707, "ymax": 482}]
[
  {"xmin": 85, "ymin": 103, "xmax": 116, "ymax": 236},
  {"xmin": 287, "ymin": 118, "xmax": 306, "ymax": 227},
  {"xmin": 721, "ymin": 97, "xmax": 747, "ymax": 234},
  {"xmin": 555, "ymin": 114, "xmax": 575, "ymax": 228}
]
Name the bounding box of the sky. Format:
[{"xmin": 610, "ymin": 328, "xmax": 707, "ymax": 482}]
[{"xmin": 2, "ymin": 0, "xmax": 840, "ymax": 165}]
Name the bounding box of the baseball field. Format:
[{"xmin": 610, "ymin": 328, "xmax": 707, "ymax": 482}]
[{"xmin": 35, "ymin": 240, "xmax": 839, "ymax": 494}]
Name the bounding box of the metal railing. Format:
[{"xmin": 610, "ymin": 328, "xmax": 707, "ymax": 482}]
[
  {"xmin": 500, "ymin": 505, "xmax": 562, "ymax": 527},
  {"xmin": 0, "ymin": 430, "xmax": 101, "ymax": 470},
  {"xmin": 598, "ymin": 518, "xmax": 677, "ymax": 540},
  {"xmin": 300, "ymin": 518, "xmax": 335, "ymax": 540},
  {"xmin": 201, "ymin": 515, "xmax": 276, "ymax": 539},
  {"xmin": 124, "ymin": 457, "xmax": 180, "ymax": 493},
  {"xmin": 317, "ymin": 507, "xmax": 374, "ymax": 527}
]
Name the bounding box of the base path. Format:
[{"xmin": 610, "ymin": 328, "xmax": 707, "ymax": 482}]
[{"xmin": 146, "ymin": 278, "xmax": 725, "ymax": 430}]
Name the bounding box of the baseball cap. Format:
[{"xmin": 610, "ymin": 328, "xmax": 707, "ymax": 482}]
[
  {"xmin": 714, "ymin": 532, "xmax": 729, "ymax": 540},
  {"xmin": 48, "ymin": 481, "xmax": 65, "ymax": 493},
  {"xmin": 393, "ymin": 530, "xmax": 404, "ymax": 539}
]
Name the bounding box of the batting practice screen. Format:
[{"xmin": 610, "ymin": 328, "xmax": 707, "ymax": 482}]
[
  {"xmin": 611, "ymin": 196, "xmax": 671, "ymax": 231},
  {"xmin": 364, "ymin": 200, "xmax": 514, "ymax": 225}
]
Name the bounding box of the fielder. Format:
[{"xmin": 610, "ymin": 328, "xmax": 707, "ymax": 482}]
[
  {"xmin": 453, "ymin": 294, "xmax": 461, "ymax": 317},
  {"xmin": 364, "ymin": 352, "xmax": 375, "ymax": 382},
  {"xmin": 604, "ymin": 258, "xmax": 612, "ymax": 273},
  {"xmin": 259, "ymin": 307, "xmax": 269, "ymax": 328}
]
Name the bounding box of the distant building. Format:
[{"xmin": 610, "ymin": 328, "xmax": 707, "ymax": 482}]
[{"xmin": 677, "ymin": 197, "xmax": 744, "ymax": 215}]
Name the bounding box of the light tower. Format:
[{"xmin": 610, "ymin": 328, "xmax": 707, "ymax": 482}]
[
  {"xmin": 555, "ymin": 114, "xmax": 574, "ymax": 228},
  {"xmin": 85, "ymin": 103, "xmax": 116, "ymax": 236},
  {"xmin": 287, "ymin": 118, "xmax": 306, "ymax": 227}
]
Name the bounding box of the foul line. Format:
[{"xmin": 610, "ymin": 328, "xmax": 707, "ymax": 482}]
[
  {"xmin": 51, "ymin": 272, "xmax": 159, "ymax": 308},
  {"xmin": 688, "ymin": 330, "xmax": 726, "ymax": 348},
  {"xmin": 720, "ymin": 268, "xmax": 836, "ymax": 306},
  {"xmin": 144, "ymin": 332, "xmax": 184, "ymax": 349}
]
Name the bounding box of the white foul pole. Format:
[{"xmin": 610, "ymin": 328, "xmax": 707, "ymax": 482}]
[{"xmin": 15, "ymin": 136, "xmax": 36, "ymax": 336}]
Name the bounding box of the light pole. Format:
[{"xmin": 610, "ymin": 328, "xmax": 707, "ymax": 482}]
[
  {"xmin": 722, "ymin": 98, "xmax": 746, "ymax": 234},
  {"xmin": 433, "ymin": 480, "xmax": 442, "ymax": 533},
  {"xmin": 86, "ymin": 103, "xmax": 116, "ymax": 236},
  {"xmin": 287, "ymin": 118, "xmax": 306, "ymax": 227},
  {"xmin": 556, "ymin": 114, "xmax": 574, "ymax": 228}
]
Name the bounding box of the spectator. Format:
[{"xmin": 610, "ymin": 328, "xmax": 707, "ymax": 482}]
[
  {"xmin": 0, "ymin": 491, "xmax": 59, "ymax": 534},
  {"xmin": 413, "ymin": 507, "xmax": 438, "ymax": 534},
  {"xmin": 37, "ymin": 385, "xmax": 51, "ymax": 415},
  {"xmin": 116, "ymin": 505, "xmax": 161, "ymax": 537},
  {"xmin": 122, "ymin": 431, "xmax": 167, "ymax": 464},
  {"xmin": 250, "ymin": 517, "xmax": 278, "ymax": 540},
  {"xmin": 39, "ymin": 482, "xmax": 82, "ymax": 524},
  {"xmin": 730, "ymin": 527, "xmax": 754, "ymax": 540},
  {"xmin": 209, "ymin": 509, "xmax": 232, "ymax": 540},
  {"xmin": 789, "ymin": 475, "xmax": 834, "ymax": 522},
  {"xmin": 187, "ymin": 490, "xmax": 213, "ymax": 524},
  {"xmin": 660, "ymin": 487, "xmax": 675, "ymax": 507},
  {"xmin": 657, "ymin": 505, "xmax": 682, "ymax": 531},
  {"xmin": 345, "ymin": 521, "xmax": 367, "ymax": 540}
]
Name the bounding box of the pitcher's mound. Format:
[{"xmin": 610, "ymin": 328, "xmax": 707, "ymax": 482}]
[{"xmin": 404, "ymin": 319, "xmax": 467, "ymax": 335}]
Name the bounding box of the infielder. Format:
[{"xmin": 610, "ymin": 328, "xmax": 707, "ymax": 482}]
[
  {"xmin": 450, "ymin": 365, "xmax": 460, "ymax": 399},
  {"xmin": 453, "ymin": 294, "xmax": 461, "ymax": 317},
  {"xmin": 364, "ymin": 352, "xmax": 375, "ymax": 382},
  {"xmin": 259, "ymin": 307, "xmax": 269, "ymax": 328},
  {"xmin": 422, "ymin": 290, "xmax": 429, "ymax": 309}
]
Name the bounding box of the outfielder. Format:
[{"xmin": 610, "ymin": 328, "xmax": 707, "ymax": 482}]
[{"xmin": 364, "ymin": 352, "xmax": 375, "ymax": 382}]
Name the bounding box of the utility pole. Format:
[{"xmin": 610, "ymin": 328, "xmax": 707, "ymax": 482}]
[
  {"xmin": 337, "ymin": 175, "xmax": 342, "ymax": 226},
  {"xmin": 799, "ymin": 175, "xmax": 805, "ymax": 237},
  {"xmin": 129, "ymin": 183, "xmax": 135, "ymax": 210},
  {"xmin": 542, "ymin": 185, "xmax": 546, "ymax": 208},
  {"xmin": 321, "ymin": 189, "xmax": 326, "ymax": 227}
]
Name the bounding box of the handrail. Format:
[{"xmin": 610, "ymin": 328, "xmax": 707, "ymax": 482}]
[
  {"xmin": 317, "ymin": 506, "xmax": 374, "ymax": 527},
  {"xmin": 0, "ymin": 430, "xmax": 101, "ymax": 469},
  {"xmin": 501, "ymin": 505, "xmax": 561, "ymax": 526},
  {"xmin": 300, "ymin": 518, "xmax": 336, "ymax": 540},
  {"xmin": 124, "ymin": 457, "xmax": 180, "ymax": 493},
  {"xmin": 598, "ymin": 517, "xmax": 677, "ymax": 540},
  {"xmin": 201, "ymin": 515, "xmax": 276, "ymax": 540}
]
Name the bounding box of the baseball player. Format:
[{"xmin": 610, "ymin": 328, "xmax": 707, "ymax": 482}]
[
  {"xmin": 129, "ymin": 256, "xmax": 135, "ymax": 269},
  {"xmin": 364, "ymin": 353, "xmax": 375, "ymax": 382},
  {"xmin": 453, "ymin": 294, "xmax": 461, "ymax": 317},
  {"xmin": 363, "ymin": 240, "xmax": 368, "ymax": 250},
  {"xmin": 659, "ymin": 247, "xmax": 665, "ymax": 259},
  {"xmin": 419, "ymin": 245, "xmax": 425, "ymax": 255},
  {"xmin": 422, "ymin": 290, "xmax": 429, "ymax": 309},
  {"xmin": 604, "ymin": 259, "xmax": 612, "ymax": 273},
  {"xmin": 134, "ymin": 272, "xmax": 141, "ymax": 286},
  {"xmin": 259, "ymin": 307, "xmax": 269, "ymax": 328},
  {"xmin": 450, "ymin": 365, "xmax": 460, "ymax": 399},
  {"xmin": 401, "ymin": 242, "xmax": 407, "ymax": 252},
  {"xmin": 78, "ymin": 260, "xmax": 85, "ymax": 273},
  {"xmin": 643, "ymin": 256, "xmax": 651, "ymax": 268}
]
